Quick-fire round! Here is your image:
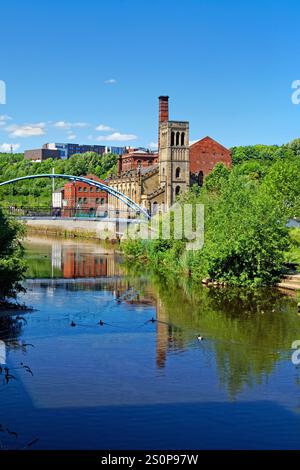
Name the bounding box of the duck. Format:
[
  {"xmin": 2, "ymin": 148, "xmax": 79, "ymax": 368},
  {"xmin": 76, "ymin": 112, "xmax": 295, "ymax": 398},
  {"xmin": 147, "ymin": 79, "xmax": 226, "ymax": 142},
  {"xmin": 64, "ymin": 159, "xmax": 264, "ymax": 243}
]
[
  {"xmin": 70, "ymin": 321, "xmax": 76, "ymax": 327},
  {"xmin": 197, "ymin": 335, "xmax": 204, "ymax": 341},
  {"xmin": 145, "ymin": 317, "xmax": 157, "ymax": 325}
]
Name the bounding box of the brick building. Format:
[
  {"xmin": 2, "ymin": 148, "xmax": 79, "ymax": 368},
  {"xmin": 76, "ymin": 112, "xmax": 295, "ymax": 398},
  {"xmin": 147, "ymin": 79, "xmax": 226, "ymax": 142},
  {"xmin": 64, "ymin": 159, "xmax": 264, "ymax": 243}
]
[
  {"xmin": 108, "ymin": 96, "xmax": 232, "ymax": 214},
  {"xmin": 62, "ymin": 174, "xmax": 108, "ymax": 217},
  {"xmin": 189, "ymin": 136, "xmax": 231, "ymax": 186},
  {"xmin": 118, "ymin": 148, "xmax": 158, "ymax": 174}
]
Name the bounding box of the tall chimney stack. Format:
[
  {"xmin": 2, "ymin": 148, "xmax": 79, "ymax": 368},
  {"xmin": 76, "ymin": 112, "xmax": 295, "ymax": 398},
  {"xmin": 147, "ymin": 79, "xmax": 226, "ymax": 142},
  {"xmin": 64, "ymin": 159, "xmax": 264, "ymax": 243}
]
[{"xmin": 158, "ymin": 96, "xmax": 169, "ymax": 150}]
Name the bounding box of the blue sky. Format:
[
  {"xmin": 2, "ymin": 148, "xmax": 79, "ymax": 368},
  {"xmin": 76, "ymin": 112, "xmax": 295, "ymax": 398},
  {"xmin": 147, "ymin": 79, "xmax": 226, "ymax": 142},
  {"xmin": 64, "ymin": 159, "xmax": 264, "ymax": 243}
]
[{"xmin": 1, "ymin": 0, "xmax": 300, "ymax": 152}]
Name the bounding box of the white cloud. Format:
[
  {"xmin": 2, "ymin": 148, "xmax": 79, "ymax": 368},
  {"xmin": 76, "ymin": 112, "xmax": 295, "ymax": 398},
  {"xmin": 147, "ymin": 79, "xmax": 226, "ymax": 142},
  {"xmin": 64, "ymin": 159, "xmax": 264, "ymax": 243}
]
[
  {"xmin": 68, "ymin": 133, "xmax": 76, "ymax": 140},
  {"xmin": 0, "ymin": 143, "xmax": 20, "ymax": 152},
  {"xmin": 149, "ymin": 142, "xmax": 158, "ymax": 149},
  {"xmin": 73, "ymin": 122, "xmax": 89, "ymax": 128},
  {"xmin": 7, "ymin": 123, "xmax": 46, "ymax": 138},
  {"xmin": 53, "ymin": 121, "xmax": 89, "ymax": 129},
  {"xmin": 95, "ymin": 132, "xmax": 137, "ymax": 142},
  {"xmin": 104, "ymin": 79, "xmax": 117, "ymax": 84},
  {"xmin": 95, "ymin": 124, "xmax": 114, "ymax": 132},
  {"xmin": 0, "ymin": 115, "xmax": 12, "ymax": 122}
]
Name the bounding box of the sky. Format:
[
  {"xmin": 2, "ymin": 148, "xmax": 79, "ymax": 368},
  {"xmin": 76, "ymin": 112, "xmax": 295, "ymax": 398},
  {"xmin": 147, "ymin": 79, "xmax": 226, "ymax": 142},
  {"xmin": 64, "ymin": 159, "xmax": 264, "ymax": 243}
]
[{"xmin": 1, "ymin": 0, "xmax": 300, "ymax": 153}]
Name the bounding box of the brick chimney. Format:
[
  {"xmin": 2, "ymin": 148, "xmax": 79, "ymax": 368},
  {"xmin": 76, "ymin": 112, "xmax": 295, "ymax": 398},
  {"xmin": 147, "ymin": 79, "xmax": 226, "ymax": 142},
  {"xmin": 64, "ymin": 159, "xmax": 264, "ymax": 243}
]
[{"xmin": 158, "ymin": 96, "xmax": 169, "ymax": 150}]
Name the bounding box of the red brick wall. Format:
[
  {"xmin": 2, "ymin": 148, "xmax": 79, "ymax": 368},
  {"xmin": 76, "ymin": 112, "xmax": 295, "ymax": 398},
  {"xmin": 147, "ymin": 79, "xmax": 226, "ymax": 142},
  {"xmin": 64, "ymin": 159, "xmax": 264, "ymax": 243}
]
[
  {"xmin": 120, "ymin": 155, "xmax": 158, "ymax": 173},
  {"xmin": 189, "ymin": 136, "xmax": 231, "ymax": 177},
  {"xmin": 63, "ymin": 175, "xmax": 108, "ymax": 216}
]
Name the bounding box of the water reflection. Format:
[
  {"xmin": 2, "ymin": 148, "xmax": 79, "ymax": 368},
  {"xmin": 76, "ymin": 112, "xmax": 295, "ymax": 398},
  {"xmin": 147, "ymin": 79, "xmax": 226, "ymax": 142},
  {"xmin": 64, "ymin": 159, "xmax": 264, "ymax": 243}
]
[
  {"xmin": 2, "ymin": 235, "xmax": 298, "ymax": 449},
  {"xmin": 24, "ymin": 237, "xmax": 300, "ymax": 399},
  {"xmin": 25, "ymin": 236, "xmax": 123, "ymax": 280}
]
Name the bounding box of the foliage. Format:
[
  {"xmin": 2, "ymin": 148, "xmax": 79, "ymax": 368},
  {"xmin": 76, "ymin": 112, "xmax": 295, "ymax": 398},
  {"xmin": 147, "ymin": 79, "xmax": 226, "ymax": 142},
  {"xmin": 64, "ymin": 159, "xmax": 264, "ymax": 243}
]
[
  {"xmin": 0, "ymin": 209, "xmax": 26, "ymax": 300},
  {"xmin": 122, "ymin": 153, "xmax": 300, "ymax": 286},
  {"xmin": 231, "ymin": 144, "xmax": 294, "ymax": 165},
  {"xmin": 0, "ymin": 152, "xmax": 118, "ymax": 208},
  {"xmin": 288, "ymin": 138, "xmax": 300, "ymax": 156},
  {"xmin": 285, "ymin": 228, "xmax": 300, "ymax": 265},
  {"xmin": 261, "ymin": 158, "xmax": 300, "ymax": 218},
  {"xmin": 189, "ymin": 176, "xmax": 289, "ymax": 286},
  {"xmin": 203, "ymin": 163, "xmax": 230, "ymax": 192}
]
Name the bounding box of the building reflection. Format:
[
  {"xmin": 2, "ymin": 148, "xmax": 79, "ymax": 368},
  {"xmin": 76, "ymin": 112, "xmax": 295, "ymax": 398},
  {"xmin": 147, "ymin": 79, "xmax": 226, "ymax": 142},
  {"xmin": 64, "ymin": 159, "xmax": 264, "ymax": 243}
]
[{"xmin": 36, "ymin": 239, "xmax": 184, "ymax": 370}]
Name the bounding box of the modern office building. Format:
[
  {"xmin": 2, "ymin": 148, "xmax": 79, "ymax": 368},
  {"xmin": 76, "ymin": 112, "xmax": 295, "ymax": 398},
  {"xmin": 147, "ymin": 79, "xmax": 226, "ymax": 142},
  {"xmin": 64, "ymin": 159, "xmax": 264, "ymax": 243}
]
[
  {"xmin": 24, "ymin": 148, "xmax": 61, "ymax": 162},
  {"xmin": 43, "ymin": 143, "xmax": 127, "ymax": 159}
]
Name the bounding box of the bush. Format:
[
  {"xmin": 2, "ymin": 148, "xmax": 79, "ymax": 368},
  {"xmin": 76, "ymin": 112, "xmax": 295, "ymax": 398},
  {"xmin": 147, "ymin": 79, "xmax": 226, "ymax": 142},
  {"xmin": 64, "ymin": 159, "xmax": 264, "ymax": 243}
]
[{"xmin": 0, "ymin": 209, "xmax": 26, "ymax": 300}]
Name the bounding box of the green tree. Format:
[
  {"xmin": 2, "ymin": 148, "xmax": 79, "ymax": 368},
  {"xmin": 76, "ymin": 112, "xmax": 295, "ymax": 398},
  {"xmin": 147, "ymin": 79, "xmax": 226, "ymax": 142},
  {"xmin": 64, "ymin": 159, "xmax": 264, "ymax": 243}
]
[
  {"xmin": 190, "ymin": 176, "xmax": 289, "ymax": 286},
  {"xmin": 0, "ymin": 209, "xmax": 26, "ymax": 301}
]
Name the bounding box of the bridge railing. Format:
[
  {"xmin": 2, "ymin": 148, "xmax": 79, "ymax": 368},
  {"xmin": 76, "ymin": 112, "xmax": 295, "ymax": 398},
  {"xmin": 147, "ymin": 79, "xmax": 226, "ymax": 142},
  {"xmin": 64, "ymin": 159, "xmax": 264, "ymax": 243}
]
[{"xmin": 1, "ymin": 206, "xmax": 139, "ymax": 219}]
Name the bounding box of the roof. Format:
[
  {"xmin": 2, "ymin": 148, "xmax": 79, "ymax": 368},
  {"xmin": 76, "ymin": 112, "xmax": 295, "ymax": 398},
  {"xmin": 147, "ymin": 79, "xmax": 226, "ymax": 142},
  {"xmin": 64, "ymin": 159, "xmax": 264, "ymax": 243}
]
[{"xmin": 190, "ymin": 136, "xmax": 230, "ymax": 153}]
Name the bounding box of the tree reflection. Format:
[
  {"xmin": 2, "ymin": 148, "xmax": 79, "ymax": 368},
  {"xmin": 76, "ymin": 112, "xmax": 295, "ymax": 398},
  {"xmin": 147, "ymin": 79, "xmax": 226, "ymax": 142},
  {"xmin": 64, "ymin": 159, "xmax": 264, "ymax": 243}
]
[{"xmin": 134, "ymin": 273, "xmax": 300, "ymax": 399}]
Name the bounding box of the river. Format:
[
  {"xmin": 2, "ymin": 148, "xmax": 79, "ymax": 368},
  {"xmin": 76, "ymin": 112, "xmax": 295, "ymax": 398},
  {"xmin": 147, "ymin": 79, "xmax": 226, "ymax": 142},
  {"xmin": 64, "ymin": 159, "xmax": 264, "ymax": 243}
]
[{"xmin": 1, "ymin": 235, "xmax": 300, "ymax": 450}]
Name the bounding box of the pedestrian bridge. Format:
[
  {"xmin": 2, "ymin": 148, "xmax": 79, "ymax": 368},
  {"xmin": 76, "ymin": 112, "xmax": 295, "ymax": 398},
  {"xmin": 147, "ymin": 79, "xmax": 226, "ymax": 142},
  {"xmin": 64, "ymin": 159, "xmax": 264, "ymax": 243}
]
[{"xmin": 0, "ymin": 173, "xmax": 150, "ymax": 219}]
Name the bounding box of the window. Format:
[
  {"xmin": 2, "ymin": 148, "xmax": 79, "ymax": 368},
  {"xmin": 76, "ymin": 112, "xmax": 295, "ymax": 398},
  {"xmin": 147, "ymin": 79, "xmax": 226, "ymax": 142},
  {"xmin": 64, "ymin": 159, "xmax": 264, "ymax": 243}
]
[
  {"xmin": 83, "ymin": 198, "xmax": 87, "ymax": 203},
  {"xmin": 90, "ymin": 187, "xmax": 93, "ymax": 192},
  {"xmin": 137, "ymin": 160, "xmax": 142, "ymax": 168},
  {"xmin": 175, "ymin": 186, "xmax": 181, "ymax": 196},
  {"xmin": 181, "ymin": 132, "xmax": 185, "ymax": 146},
  {"xmin": 101, "ymin": 198, "xmax": 105, "ymax": 205},
  {"xmin": 96, "ymin": 188, "xmax": 101, "ymax": 193},
  {"xmin": 78, "ymin": 187, "xmax": 82, "ymax": 192},
  {"xmin": 198, "ymin": 171, "xmax": 204, "ymax": 187},
  {"xmin": 171, "ymin": 131, "xmax": 175, "ymax": 146},
  {"xmin": 96, "ymin": 198, "xmax": 100, "ymax": 204},
  {"xmin": 84, "ymin": 187, "xmax": 88, "ymax": 193},
  {"xmin": 176, "ymin": 131, "xmax": 180, "ymax": 146},
  {"xmin": 176, "ymin": 167, "xmax": 181, "ymax": 178}
]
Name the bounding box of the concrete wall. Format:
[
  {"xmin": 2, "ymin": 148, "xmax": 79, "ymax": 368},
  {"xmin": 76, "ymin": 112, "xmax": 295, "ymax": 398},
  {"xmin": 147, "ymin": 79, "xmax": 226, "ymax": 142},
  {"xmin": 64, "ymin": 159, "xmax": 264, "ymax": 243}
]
[{"xmin": 23, "ymin": 218, "xmax": 120, "ymax": 240}]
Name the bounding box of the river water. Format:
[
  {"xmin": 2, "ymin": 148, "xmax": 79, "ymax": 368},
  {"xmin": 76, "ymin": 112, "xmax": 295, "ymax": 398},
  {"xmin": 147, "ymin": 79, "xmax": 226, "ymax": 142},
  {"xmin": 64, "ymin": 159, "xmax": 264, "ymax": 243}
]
[{"xmin": 1, "ymin": 236, "xmax": 300, "ymax": 450}]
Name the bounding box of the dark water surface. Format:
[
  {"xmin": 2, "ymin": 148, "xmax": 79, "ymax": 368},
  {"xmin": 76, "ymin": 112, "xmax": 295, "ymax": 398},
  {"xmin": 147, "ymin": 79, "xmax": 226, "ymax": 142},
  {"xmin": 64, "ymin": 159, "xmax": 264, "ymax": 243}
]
[{"xmin": 1, "ymin": 236, "xmax": 300, "ymax": 450}]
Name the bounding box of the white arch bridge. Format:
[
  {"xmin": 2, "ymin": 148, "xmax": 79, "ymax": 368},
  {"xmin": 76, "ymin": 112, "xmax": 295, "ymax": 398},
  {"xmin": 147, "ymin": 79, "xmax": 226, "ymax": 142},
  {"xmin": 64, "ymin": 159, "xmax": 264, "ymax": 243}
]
[{"xmin": 0, "ymin": 173, "xmax": 150, "ymax": 219}]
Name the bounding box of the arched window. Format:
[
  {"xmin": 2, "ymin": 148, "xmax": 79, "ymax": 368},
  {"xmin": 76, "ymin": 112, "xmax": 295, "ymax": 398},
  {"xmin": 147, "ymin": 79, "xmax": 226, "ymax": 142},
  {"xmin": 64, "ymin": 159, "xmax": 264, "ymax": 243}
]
[
  {"xmin": 176, "ymin": 167, "xmax": 181, "ymax": 178},
  {"xmin": 171, "ymin": 131, "xmax": 175, "ymax": 146},
  {"xmin": 181, "ymin": 132, "xmax": 185, "ymax": 146},
  {"xmin": 137, "ymin": 160, "xmax": 142, "ymax": 168},
  {"xmin": 198, "ymin": 171, "xmax": 204, "ymax": 187},
  {"xmin": 175, "ymin": 186, "xmax": 181, "ymax": 196},
  {"xmin": 176, "ymin": 131, "xmax": 180, "ymax": 146}
]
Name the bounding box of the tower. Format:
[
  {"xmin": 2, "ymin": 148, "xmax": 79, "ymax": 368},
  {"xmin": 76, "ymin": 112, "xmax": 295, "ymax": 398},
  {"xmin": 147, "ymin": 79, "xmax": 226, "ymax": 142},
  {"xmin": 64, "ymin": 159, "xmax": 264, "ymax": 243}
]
[
  {"xmin": 158, "ymin": 95, "xmax": 169, "ymax": 149},
  {"xmin": 159, "ymin": 119, "xmax": 190, "ymax": 209}
]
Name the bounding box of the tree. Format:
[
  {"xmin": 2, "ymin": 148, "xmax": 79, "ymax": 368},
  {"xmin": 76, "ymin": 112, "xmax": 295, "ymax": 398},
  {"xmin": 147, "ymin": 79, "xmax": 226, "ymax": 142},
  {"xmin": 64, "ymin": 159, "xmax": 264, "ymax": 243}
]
[
  {"xmin": 262, "ymin": 158, "xmax": 300, "ymax": 219},
  {"xmin": 203, "ymin": 163, "xmax": 230, "ymax": 192},
  {"xmin": 190, "ymin": 175, "xmax": 289, "ymax": 286},
  {"xmin": 0, "ymin": 209, "xmax": 26, "ymax": 301},
  {"xmin": 288, "ymin": 138, "xmax": 300, "ymax": 156}
]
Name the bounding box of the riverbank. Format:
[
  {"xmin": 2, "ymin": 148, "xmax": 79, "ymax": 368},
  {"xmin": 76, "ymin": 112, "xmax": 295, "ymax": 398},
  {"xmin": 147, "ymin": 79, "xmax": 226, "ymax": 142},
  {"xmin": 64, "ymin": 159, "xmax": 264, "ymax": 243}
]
[{"xmin": 23, "ymin": 218, "xmax": 120, "ymax": 242}]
